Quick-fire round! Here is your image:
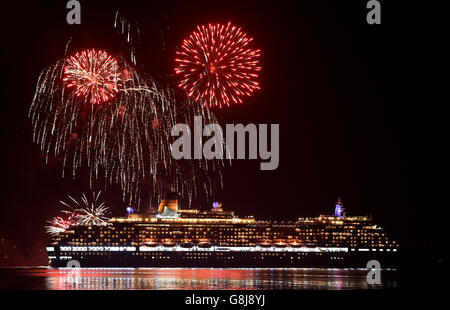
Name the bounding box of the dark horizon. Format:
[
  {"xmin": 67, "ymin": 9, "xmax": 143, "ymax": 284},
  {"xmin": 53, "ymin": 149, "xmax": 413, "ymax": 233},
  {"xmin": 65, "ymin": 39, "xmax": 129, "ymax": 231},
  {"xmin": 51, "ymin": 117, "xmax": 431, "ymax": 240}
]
[{"xmin": 1, "ymin": 0, "xmax": 448, "ymax": 268}]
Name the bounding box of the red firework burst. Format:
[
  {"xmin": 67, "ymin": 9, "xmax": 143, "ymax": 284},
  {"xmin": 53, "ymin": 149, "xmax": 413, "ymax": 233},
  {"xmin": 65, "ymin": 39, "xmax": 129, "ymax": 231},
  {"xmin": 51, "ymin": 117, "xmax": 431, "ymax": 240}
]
[
  {"xmin": 45, "ymin": 213, "xmax": 77, "ymax": 236},
  {"xmin": 63, "ymin": 49, "xmax": 120, "ymax": 104},
  {"xmin": 175, "ymin": 22, "xmax": 261, "ymax": 108}
]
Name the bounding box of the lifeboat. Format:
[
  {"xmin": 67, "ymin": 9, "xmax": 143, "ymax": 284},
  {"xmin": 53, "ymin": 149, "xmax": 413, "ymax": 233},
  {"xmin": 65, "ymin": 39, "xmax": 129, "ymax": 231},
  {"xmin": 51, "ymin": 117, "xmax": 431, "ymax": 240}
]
[
  {"xmin": 290, "ymin": 241, "xmax": 302, "ymax": 248},
  {"xmin": 259, "ymin": 243, "xmax": 272, "ymax": 248},
  {"xmin": 180, "ymin": 239, "xmax": 194, "ymax": 248},
  {"xmin": 145, "ymin": 242, "xmax": 159, "ymax": 247},
  {"xmin": 198, "ymin": 242, "xmax": 212, "ymax": 248},
  {"xmin": 275, "ymin": 242, "xmax": 287, "ymax": 248},
  {"xmin": 274, "ymin": 239, "xmax": 288, "ymax": 248},
  {"xmin": 180, "ymin": 242, "xmax": 194, "ymax": 248},
  {"xmin": 162, "ymin": 239, "xmax": 176, "ymax": 247},
  {"xmin": 145, "ymin": 239, "xmax": 160, "ymax": 247},
  {"xmin": 163, "ymin": 243, "xmax": 176, "ymax": 247},
  {"xmin": 258, "ymin": 240, "xmax": 272, "ymax": 247}
]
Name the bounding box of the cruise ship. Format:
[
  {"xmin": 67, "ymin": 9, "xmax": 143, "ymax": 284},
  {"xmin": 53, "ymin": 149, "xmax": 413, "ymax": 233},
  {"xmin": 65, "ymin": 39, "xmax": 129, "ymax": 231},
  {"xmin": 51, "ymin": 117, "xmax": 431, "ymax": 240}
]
[{"xmin": 46, "ymin": 194, "xmax": 399, "ymax": 267}]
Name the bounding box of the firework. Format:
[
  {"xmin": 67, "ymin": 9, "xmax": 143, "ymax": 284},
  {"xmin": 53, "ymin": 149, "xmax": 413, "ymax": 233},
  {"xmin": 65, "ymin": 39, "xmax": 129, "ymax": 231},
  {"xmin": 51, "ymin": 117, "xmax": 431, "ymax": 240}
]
[
  {"xmin": 114, "ymin": 10, "xmax": 141, "ymax": 65},
  {"xmin": 32, "ymin": 10, "xmax": 231, "ymax": 208},
  {"xmin": 63, "ymin": 49, "xmax": 121, "ymax": 104},
  {"xmin": 45, "ymin": 214, "xmax": 76, "ymax": 236},
  {"xmin": 175, "ymin": 22, "xmax": 261, "ymax": 108},
  {"xmin": 60, "ymin": 192, "xmax": 110, "ymax": 226},
  {"xmin": 30, "ymin": 49, "xmax": 226, "ymax": 208},
  {"xmin": 30, "ymin": 49, "xmax": 164, "ymax": 205}
]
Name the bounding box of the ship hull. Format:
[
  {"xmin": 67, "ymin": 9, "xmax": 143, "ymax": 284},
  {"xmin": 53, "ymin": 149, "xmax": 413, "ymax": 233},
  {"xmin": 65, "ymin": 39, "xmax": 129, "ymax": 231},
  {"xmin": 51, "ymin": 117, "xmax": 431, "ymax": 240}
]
[{"xmin": 49, "ymin": 250, "xmax": 398, "ymax": 268}]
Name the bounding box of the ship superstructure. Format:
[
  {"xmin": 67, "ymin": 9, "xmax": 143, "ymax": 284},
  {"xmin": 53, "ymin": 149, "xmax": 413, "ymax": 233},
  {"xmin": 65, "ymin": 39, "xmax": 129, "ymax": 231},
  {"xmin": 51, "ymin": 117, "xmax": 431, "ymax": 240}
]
[{"xmin": 46, "ymin": 196, "xmax": 398, "ymax": 267}]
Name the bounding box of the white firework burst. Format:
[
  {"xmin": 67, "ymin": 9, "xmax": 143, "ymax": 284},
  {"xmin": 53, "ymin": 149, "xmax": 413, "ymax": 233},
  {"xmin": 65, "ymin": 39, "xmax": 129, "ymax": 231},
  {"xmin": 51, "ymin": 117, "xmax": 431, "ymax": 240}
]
[{"xmin": 60, "ymin": 191, "xmax": 110, "ymax": 226}]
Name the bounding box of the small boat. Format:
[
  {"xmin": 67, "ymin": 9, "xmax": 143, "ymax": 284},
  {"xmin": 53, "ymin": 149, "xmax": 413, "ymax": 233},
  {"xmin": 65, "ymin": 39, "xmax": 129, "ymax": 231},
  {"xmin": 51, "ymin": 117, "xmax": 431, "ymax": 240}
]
[
  {"xmin": 162, "ymin": 239, "xmax": 176, "ymax": 247},
  {"xmin": 180, "ymin": 242, "xmax": 194, "ymax": 248},
  {"xmin": 144, "ymin": 238, "xmax": 160, "ymax": 247},
  {"xmin": 259, "ymin": 243, "xmax": 272, "ymax": 248},
  {"xmin": 258, "ymin": 239, "xmax": 272, "ymax": 247},
  {"xmin": 198, "ymin": 242, "xmax": 212, "ymax": 248},
  {"xmin": 275, "ymin": 243, "xmax": 287, "ymax": 248},
  {"xmin": 145, "ymin": 242, "xmax": 159, "ymax": 247},
  {"xmin": 290, "ymin": 242, "xmax": 302, "ymax": 248}
]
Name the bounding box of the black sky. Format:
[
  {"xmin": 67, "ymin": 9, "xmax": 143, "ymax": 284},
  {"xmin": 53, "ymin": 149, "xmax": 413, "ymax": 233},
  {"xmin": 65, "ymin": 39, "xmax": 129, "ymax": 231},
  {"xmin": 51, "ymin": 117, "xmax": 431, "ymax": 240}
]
[{"xmin": 0, "ymin": 0, "xmax": 448, "ymax": 265}]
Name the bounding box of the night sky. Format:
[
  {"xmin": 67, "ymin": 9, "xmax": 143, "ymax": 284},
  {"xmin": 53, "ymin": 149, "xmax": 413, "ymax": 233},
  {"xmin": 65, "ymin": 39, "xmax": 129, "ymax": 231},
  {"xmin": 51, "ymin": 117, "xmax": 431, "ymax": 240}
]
[{"xmin": 1, "ymin": 0, "xmax": 448, "ymax": 266}]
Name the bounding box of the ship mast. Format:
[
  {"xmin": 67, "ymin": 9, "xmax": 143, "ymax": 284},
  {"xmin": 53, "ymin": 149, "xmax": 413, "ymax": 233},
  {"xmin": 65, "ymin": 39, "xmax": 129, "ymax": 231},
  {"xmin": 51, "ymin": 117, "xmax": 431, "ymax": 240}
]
[{"xmin": 334, "ymin": 197, "xmax": 345, "ymax": 218}]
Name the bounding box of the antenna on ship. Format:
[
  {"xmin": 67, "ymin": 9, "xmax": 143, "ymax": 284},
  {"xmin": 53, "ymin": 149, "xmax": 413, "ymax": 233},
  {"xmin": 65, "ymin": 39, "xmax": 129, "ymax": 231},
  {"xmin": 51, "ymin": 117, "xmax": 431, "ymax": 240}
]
[
  {"xmin": 212, "ymin": 201, "xmax": 223, "ymax": 211},
  {"xmin": 334, "ymin": 197, "xmax": 345, "ymax": 218}
]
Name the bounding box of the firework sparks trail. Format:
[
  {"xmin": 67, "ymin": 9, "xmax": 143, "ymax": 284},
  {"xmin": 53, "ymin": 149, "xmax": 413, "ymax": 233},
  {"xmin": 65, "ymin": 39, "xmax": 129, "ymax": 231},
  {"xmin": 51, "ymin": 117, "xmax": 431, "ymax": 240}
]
[
  {"xmin": 30, "ymin": 49, "xmax": 165, "ymax": 206},
  {"xmin": 114, "ymin": 10, "xmax": 141, "ymax": 65},
  {"xmin": 31, "ymin": 48, "xmax": 227, "ymax": 209},
  {"xmin": 175, "ymin": 22, "xmax": 262, "ymax": 108},
  {"xmin": 45, "ymin": 214, "xmax": 77, "ymax": 236},
  {"xmin": 59, "ymin": 191, "xmax": 110, "ymax": 226},
  {"xmin": 141, "ymin": 90, "xmax": 230, "ymax": 208}
]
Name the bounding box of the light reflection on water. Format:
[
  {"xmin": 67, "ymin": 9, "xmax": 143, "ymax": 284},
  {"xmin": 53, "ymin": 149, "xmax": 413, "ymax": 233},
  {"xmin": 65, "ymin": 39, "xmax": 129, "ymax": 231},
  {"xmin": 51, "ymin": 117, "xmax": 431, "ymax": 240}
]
[{"xmin": 1, "ymin": 268, "xmax": 399, "ymax": 290}]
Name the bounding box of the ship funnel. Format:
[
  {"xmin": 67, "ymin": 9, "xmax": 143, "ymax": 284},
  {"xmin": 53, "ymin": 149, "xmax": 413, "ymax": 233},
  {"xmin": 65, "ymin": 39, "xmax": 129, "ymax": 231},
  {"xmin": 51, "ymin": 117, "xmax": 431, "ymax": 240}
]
[{"xmin": 158, "ymin": 192, "xmax": 180, "ymax": 213}]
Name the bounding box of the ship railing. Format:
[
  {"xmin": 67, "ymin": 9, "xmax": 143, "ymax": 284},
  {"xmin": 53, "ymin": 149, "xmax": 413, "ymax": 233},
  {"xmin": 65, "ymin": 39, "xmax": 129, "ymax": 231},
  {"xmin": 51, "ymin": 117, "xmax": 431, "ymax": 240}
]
[{"xmin": 137, "ymin": 245, "xmax": 350, "ymax": 253}]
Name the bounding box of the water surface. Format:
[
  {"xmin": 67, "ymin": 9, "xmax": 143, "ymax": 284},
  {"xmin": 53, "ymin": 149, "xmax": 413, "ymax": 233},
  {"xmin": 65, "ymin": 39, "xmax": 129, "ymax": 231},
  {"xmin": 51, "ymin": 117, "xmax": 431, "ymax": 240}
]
[{"xmin": 0, "ymin": 267, "xmax": 399, "ymax": 290}]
